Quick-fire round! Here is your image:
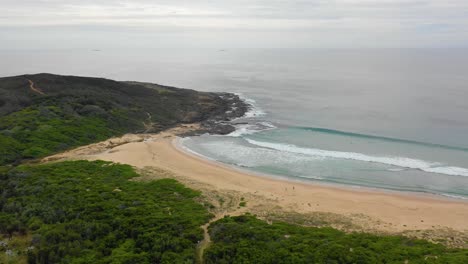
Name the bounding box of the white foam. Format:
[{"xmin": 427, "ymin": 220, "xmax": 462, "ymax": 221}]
[
  {"xmin": 425, "ymin": 166, "xmax": 468, "ymax": 177},
  {"xmin": 227, "ymin": 121, "xmax": 277, "ymax": 137},
  {"xmin": 296, "ymin": 175, "xmax": 325, "ymax": 180},
  {"xmin": 199, "ymin": 140, "xmax": 318, "ymax": 168},
  {"xmin": 439, "ymin": 193, "xmax": 468, "ymax": 200},
  {"xmin": 387, "ymin": 168, "xmax": 406, "ymax": 172},
  {"xmin": 176, "ymin": 138, "xmax": 218, "ymax": 162},
  {"xmin": 235, "ymin": 93, "xmax": 266, "ymax": 118},
  {"xmin": 227, "ymin": 124, "xmax": 259, "ymax": 137},
  {"xmin": 245, "ymin": 139, "xmax": 468, "ymax": 177},
  {"xmin": 259, "ymin": 121, "xmax": 277, "ymax": 129}
]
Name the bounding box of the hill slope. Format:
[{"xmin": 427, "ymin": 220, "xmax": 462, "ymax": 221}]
[{"xmin": 0, "ymin": 73, "xmax": 246, "ymax": 165}]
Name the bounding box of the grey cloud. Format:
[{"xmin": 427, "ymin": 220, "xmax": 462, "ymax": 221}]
[{"xmin": 1, "ymin": 0, "xmax": 468, "ymax": 48}]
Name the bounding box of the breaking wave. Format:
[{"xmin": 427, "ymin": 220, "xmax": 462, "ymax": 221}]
[{"xmin": 245, "ymin": 139, "xmax": 468, "ymax": 177}]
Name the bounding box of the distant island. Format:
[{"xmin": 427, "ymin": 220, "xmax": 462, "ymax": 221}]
[{"xmin": 0, "ymin": 74, "xmax": 467, "ymax": 263}]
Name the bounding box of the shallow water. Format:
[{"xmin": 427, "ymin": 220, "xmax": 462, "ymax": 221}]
[
  {"xmin": 2, "ymin": 48, "xmax": 468, "ymax": 198},
  {"xmin": 182, "ymin": 127, "xmax": 468, "ymax": 199}
]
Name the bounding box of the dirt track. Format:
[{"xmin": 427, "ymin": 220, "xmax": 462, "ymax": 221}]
[{"xmin": 27, "ymin": 79, "xmax": 45, "ymax": 95}]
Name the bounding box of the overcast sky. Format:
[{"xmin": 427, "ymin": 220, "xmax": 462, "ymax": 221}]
[{"xmin": 1, "ymin": 0, "xmax": 468, "ymax": 49}]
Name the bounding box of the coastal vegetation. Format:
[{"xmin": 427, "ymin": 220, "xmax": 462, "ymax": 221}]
[
  {"xmin": 0, "ymin": 160, "xmax": 211, "ymax": 263},
  {"xmin": 2, "ymin": 161, "xmax": 468, "ymax": 263},
  {"xmin": 0, "ymin": 74, "xmax": 467, "ymax": 263},
  {"xmin": 0, "ymin": 106, "xmax": 115, "ymax": 165},
  {"xmin": 205, "ymin": 215, "xmax": 468, "ymax": 263}
]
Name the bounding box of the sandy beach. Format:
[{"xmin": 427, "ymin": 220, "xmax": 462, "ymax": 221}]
[{"xmin": 44, "ymin": 124, "xmax": 468, "ymax": 246}]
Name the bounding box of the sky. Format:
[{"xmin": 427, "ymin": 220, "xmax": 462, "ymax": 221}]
[{"xmin": 1, "ymin": 0, "xmax": 468, "ymax": 49}]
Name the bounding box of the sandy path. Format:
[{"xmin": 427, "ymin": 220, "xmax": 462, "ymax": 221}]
[
  {"xmin": 27, "ymin": 79, "xmax": 45, "ymax": 95},
  {"xmin": 44, "ymin": 125, "xmax": 468, "ymax": 245}
]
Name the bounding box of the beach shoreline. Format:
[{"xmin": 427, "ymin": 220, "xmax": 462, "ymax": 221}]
[
  {"xmin": 43, "ymin": 124, "xmax": 468, "ymax": 246},
  {"xmin": 174, "ymin": 137, "xmax": 468, "ymax": 203}
]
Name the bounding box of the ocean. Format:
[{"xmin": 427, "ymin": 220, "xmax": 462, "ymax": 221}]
[{"xmin": 2, "ymin": 48, "xmax": 468, "ymax": 199}]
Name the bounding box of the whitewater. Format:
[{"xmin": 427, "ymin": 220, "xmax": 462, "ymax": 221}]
[{"xmin": 245, "ymin": 139, "xmax": 468, "ymax": 178}]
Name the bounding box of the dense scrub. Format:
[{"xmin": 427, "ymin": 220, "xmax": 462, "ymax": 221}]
[
  {"xmin": 205, "ymin": 215, "xmax": 468, "ymax": 264},
  {"xmin": 0, "ymin": 160, "xmax": 212, "ymax": 263},
  {"xmin": 3, "ymin": 161, "xmax": 467, "ymax": 263},
  {"xmin": 0, "ymin": 73, "xmax": 235, "ymax": 165},
  {"xmin": 0, "ymin": 107, "xmax": 116, "ymax": 165}
]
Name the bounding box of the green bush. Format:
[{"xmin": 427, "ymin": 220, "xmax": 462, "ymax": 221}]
[
  {"xmin": 205, "ymin": 214, "xmax": 468, "ymax": 264},
  {"xmin": 0, "ymin": 134, "xmax": 22, "ymax": 165},
  {"xmin": 0, "ymin": 160, "xmax": 212, "ymax": 263},
  {"xmin": 0, "ymin": 107, "xmax": 117, "ymax": 165}
]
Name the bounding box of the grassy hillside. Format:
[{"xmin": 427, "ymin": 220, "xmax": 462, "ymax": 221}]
[{"xmin": 0, "ymin": 73, "xmax": 238, "ymax": 165}]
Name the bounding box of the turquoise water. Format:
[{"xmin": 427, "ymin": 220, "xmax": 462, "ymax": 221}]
[
  {"xmin": 2, "ymin": 48, "xmax": 468, "ymax": 198},
  {"xmin": 182, "ymin": 125, "xmax": 468, "ymax": 199}
]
